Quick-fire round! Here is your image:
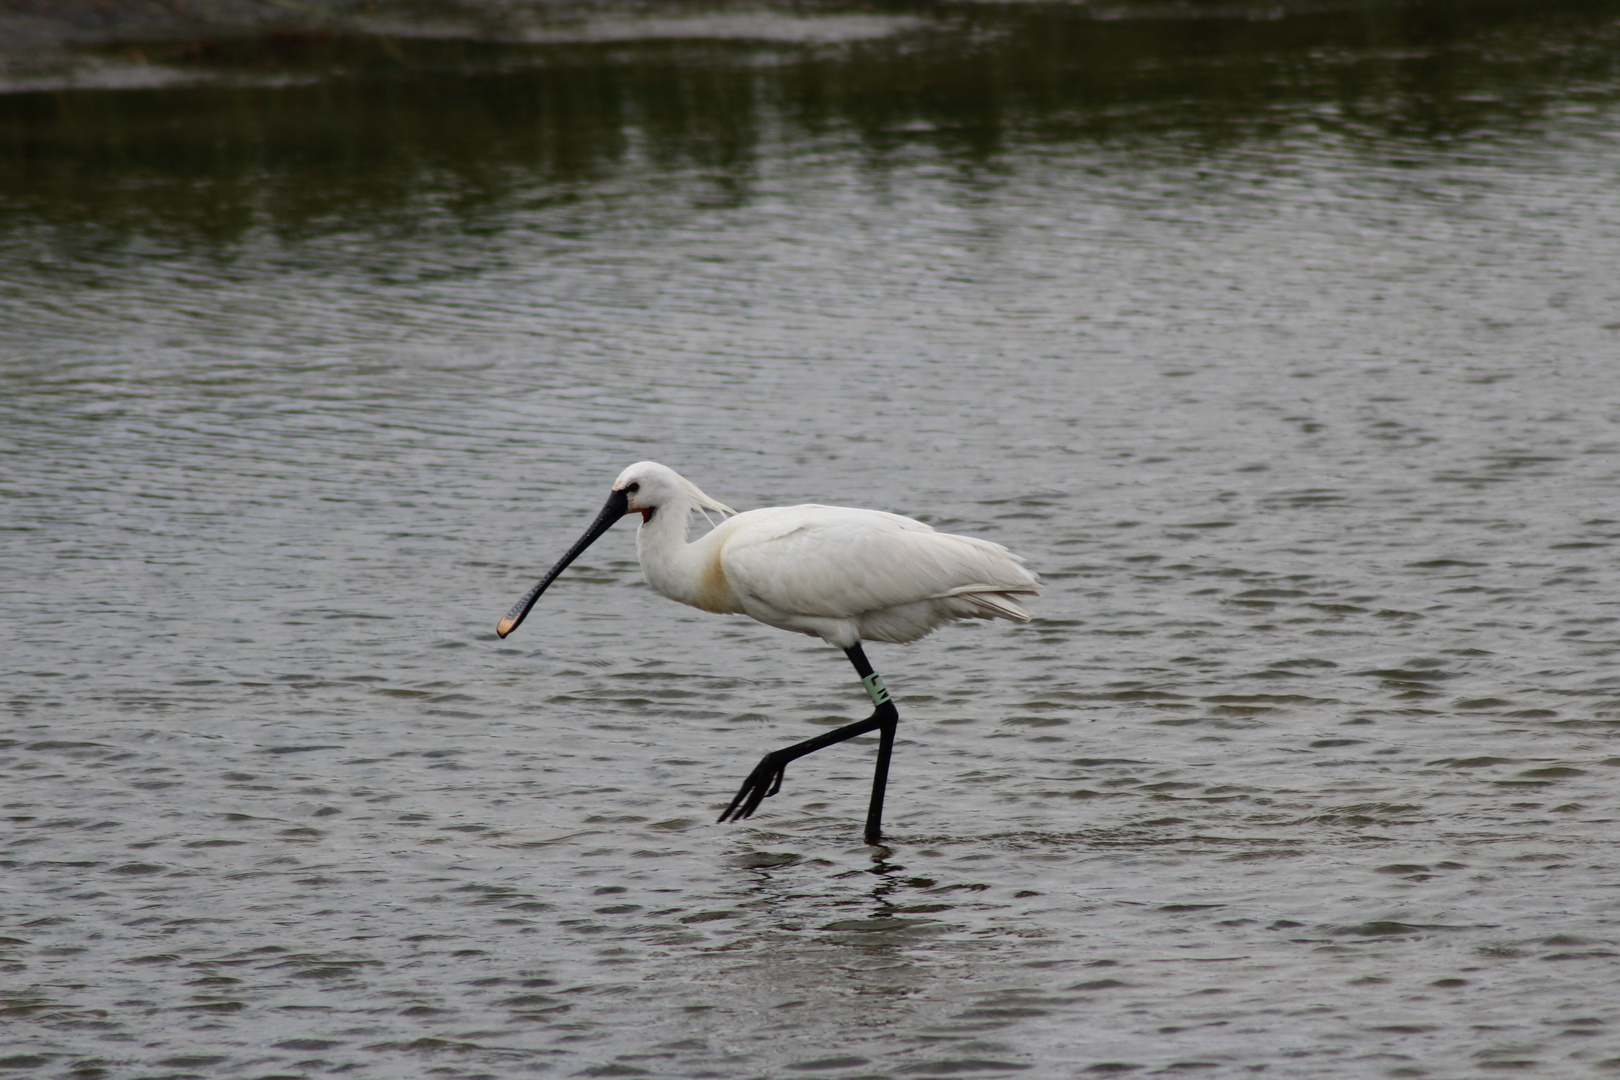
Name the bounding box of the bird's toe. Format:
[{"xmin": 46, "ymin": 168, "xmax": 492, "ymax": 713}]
[{"xmin": 718, "ymin": 756, "xmax": 787, "ymax": 823}]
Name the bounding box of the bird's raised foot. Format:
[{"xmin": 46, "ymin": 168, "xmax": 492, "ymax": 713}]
[{"xmin": 718, "ymin": 753, "xmax": 789, "ymax": 823}]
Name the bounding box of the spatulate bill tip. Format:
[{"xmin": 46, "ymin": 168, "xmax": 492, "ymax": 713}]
[{"xmin": 496, "ymin": 617, "xmax": 517, "ymax": 638}]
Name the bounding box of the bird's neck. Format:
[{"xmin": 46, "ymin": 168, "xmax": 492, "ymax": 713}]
[
  {"xmin": 636, "ymin": 491, "xmax": 695, "ymax": 585},
  {"xmin": 635, "ymin": 494, "xmax": 739, "ymax": 614}
]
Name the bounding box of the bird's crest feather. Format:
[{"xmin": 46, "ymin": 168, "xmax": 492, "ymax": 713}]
[{"xmin": 680, "ymin": 474, "xmax": 736, "ymax": 528}]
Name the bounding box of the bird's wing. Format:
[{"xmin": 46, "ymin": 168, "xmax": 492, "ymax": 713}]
[{"xmin": 719, "ymin": 505, "xmax": 1035, "ymax": 620}]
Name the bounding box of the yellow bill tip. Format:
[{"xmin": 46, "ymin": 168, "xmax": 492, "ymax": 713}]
[{"xmin": 496, "ymin": 617, "xmax": 516, "ymax": 638}]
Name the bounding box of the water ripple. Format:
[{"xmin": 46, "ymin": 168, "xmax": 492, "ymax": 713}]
[{"xmin": 6, "ymin": 3, "xmax": 1620, "ymax": 1077}]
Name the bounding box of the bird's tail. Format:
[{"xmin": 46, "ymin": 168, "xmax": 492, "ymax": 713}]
[{"xmin": 957, "ymin": 589, "xmax": 1036, "ymax": 623}]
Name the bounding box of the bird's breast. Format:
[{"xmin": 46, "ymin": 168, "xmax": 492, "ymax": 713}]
[
  {"xmin": 690, "ymin": 547, "xmax": 741, "ymax": 613},
  {"xmin": 640, "ymin": 536, "xmax": 743, "ymax": 615}
]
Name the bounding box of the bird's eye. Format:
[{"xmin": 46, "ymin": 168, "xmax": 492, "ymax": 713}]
[{"xmin": 626, "ymin": 482, "xmax": 640, "ymax": 493}]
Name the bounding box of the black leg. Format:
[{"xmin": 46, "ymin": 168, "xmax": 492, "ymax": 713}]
[
  {"xmin": 847, "ymin": 643, "xmax": 899, "ymax": 845},
  {"xmin": 718, "ymin": 643, "xmax": 900, "ymax": 844}
]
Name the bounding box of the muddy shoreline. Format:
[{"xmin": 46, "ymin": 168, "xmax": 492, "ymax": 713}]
[
  {"xmin": 0, "ymin": 0, "xmax": 383, "ymax": 49},
  {"xmin": 0, "ymin": 0, "xmax": 929, "ymax": 91},
  {"xmin": 0, "ymin": 0, "xmax": 403, "ymax": 89}
]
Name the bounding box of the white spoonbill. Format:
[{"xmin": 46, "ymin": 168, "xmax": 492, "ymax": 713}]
[{"xmin": 496, "ymin": 461, "xmax": 1039, "ymax": 844}]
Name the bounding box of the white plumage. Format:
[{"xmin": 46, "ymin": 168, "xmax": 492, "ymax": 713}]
[
  {"xmin": 622, "ymin": 463, "xmax": 1038, "ymax": 648},
  {"xmin": 496, "ymin": 461, "xmax": 1039, "ymax": 844}
]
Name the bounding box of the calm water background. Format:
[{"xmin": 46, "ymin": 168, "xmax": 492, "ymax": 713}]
[{"xmin": 4, "ymin": 1, "xmax": 1620, "ymax": 1076}]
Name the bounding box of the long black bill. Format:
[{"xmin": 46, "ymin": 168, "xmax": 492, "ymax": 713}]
[{"xmin": 496, "ymin": 487, "xmax": 630, "ymax": 639}]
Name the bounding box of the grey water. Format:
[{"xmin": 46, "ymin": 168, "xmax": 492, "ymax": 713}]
[{"xmin": 4, "ymin": 1, "xmax": 1620, "ymax": 1076}]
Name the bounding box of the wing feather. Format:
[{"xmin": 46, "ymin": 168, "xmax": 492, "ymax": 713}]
[{"xmin": 718, "ymin": 505, "xmax": 1037, "ymax": 621}]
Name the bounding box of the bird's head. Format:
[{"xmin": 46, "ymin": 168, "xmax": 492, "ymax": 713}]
[
  {"xmin": 613, "ymin": 461, "xmax": 683, "ymax": 523},
  {"xmin": 614, "ymin": 461, "xmax": 736, "ymax": 525}
]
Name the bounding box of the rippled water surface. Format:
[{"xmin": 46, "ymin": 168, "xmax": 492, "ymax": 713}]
[{"xmin": 5, "ymin": 2, "xmax": 1620, "ymax": 1076}]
